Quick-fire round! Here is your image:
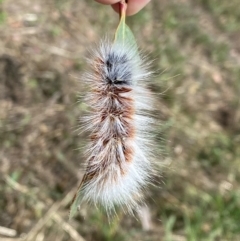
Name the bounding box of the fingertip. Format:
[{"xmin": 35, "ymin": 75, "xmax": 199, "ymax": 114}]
[
  {"xmin": 95, "ymin": 0, "xmax": 119, "ymax": 5},
  {"xmin": 112, "ymin": 0, "xmax": 150, "ymax": 16},
  {"xmin": 111, "ymin": 3, "xmax": 120, "ymax": 14}
]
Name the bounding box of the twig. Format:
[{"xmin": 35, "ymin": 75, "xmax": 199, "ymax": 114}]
[
  {"xmin": 52, "ymin": 214, "xmax": 86, "ymax": 241},
  {"xmin": 0, "ymin": 226, "xmax": 17, "ymax": 237},
  {"xmin": 4, "ymin": 164, "xmax": 84, "ymax": 240},
  {"xmin": 4, "ymin": 176, "xmax": 28, "ymax": 194},
  {"xmin": 0, "ymin": 239, "xmax": 21, "ymax": 241},
  {"xmin": 23, "ymin": 186, "xmax": 77, "ymax": 241},
  {"xmin": 137, "ymin": 205, "xmax": 153, "ymax": 231}
]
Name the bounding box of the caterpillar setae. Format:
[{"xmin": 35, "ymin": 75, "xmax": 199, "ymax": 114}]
[
  {"xmin": 69, "ymin": 0, "xmax": 158, "ymax": 219},
  {"xmin": 70, "ymin": 38, "xmax": 157, "ymax": 217}
]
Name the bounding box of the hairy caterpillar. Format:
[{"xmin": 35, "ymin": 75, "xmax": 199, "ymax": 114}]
[{"xmin": 70, "ymin": 39, "xmax": 156, "ymax": 217}]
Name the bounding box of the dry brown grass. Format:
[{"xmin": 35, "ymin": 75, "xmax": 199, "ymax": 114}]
[{"xmin": 1, "ymin": 0, "xmax": 240, "ymax": 240}]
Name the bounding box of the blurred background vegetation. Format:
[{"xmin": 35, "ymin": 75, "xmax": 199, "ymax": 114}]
[{"xmin": 0, "ymin": 0, "xmax": 240, "ymax": 240}]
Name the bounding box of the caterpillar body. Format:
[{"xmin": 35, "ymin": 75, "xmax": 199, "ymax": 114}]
[{"xmin": 72, "ymin": 40, "xmax": 156, "ymax": 215}]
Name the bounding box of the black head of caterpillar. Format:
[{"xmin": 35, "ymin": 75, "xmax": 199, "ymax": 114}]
[{"xmin": 104, "ymin": 51, "xmax": 132, "ymax": 86}]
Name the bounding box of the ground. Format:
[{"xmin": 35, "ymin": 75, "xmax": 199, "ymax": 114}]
[{"xmin": 0, "ymin": 0, "xmax": 240, "ymax": 240}]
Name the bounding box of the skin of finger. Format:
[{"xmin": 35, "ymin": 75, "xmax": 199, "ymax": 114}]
[
  {"xmin": 112, "ymin": 0, "xmax": 150, "ymax": 16},
  {"xmin": 95, "ymin": 0, "xmax": 119, "ymax": 5}
]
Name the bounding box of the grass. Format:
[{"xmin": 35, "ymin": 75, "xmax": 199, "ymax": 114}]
[
  {"xmin": 197, "ymin": 0, "xmax": 240, "ymax": 32},
  {"xmin": 0, "ymin": 0, "xmax": 240, "ymax": 240},
  {"xmin": 0, "ymin": 0, "xmax": 6, "ymax": 25}
]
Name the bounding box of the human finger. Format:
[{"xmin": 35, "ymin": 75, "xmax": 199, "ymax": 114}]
[
  {"xmin": 95, "ymin": 0, "xmax": 119, "ymax": 5},
  {"xmin": 112, "ymin": 0, "xmax": 150, "ymax": 16}
]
